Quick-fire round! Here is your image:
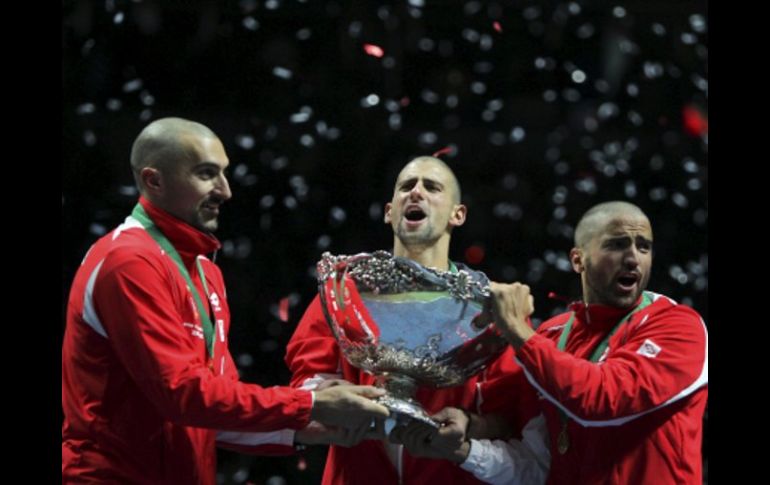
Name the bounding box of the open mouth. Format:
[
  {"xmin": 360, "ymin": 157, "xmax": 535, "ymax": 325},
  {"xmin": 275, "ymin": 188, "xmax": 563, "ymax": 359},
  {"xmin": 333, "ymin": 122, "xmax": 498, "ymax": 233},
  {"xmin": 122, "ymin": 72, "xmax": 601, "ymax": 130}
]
[
  {"xmin": 616, "ymin": 273, "xmax": 639, "ymax": 291},
  {"xmin": 404, "ymin": 206, "xmax": 427, "ymax": 223},
  {"xmin": 201, "ymin": 204, "xmax": 220, "ymax": 215}
]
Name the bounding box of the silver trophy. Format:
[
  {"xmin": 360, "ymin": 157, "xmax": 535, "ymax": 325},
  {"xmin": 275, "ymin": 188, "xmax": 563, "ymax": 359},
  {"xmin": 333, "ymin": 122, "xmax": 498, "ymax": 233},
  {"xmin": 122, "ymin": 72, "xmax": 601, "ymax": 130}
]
[{"xmin": 316, "ymin": 251, "xmax": 508, "ymax": 428}]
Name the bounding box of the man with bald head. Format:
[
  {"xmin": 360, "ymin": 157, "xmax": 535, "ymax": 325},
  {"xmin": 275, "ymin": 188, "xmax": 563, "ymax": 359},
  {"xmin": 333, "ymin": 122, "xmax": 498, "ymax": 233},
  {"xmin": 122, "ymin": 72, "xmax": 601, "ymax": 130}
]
[
  {"xmin": 285, "ymin": 156, "xmax": 539, "ymax": 484},
  {"xmin": 62, "ymin": 118, "xmax": 391, "ymax": 484},
  {"xmin": 420, "ymin": 201, "xmax": 707, "ymax": 484}
]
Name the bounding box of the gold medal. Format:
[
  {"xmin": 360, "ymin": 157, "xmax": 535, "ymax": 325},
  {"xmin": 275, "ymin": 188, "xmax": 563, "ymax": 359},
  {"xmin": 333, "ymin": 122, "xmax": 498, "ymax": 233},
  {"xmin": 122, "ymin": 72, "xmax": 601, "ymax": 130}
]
[{"xmin": 557, "ymin": 424, "xmax": 569, "ymax": 454}]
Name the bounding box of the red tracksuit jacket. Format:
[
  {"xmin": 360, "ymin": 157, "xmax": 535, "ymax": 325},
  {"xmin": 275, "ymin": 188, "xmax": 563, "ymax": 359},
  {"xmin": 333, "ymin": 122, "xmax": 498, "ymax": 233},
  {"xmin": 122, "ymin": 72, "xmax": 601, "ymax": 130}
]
[
  {"xmin": 516, "ymin": 292, "xmax": 708, "ymax": 484},
  {"xmin": 62, "ymin": 197, "xmax": 313, "ymax": 484}
]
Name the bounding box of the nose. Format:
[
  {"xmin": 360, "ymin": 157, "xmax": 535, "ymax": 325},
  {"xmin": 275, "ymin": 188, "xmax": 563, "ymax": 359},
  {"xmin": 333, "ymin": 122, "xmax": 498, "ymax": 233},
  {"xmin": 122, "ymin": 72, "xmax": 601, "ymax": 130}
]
[
  {"xmin": 623, "ymin": 246, "xmax": 640, "ymax": 268},
  {"xmin": 214, "ymin": 174, "xmax": 232, "ymax": 201},
  {"xmin": 408, "ymin": 182, "xmax": 424, "ymax": 200}
]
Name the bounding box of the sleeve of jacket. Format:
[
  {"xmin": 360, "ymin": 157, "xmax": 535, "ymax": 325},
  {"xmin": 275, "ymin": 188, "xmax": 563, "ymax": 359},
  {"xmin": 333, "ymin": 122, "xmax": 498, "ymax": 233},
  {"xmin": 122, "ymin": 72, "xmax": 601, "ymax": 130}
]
[
  {"xmin": 213, "ymin": 332, "xmax": 299, "ymax": 455},
  {"xmin": 93, "ymin": 249, "xmax": 313, "ymax": 433},
  {"xmin": 476, "ymin": 346, "xmax": 541, "ymax": 438},
  {"xmin": 284, "ymin": 295, "xmax": 343, "ymax": 389},
  {"xmin": 515, "ymin": 304, "xmax": 708, "ymax": 426}
]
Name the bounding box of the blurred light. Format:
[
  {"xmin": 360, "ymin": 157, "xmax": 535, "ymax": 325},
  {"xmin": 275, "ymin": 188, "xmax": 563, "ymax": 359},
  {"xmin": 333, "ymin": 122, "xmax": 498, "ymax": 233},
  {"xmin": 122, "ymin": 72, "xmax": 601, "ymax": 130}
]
[
  {"xmin": 418, "ymin": 38, "xmax": 434, "ymax": 51},
  {"xmin": 272, "ymin": 67, "xmax": 293, "ymax": 79},
  {"xmin": 671, "ymin": 192, "xmax": 688, "ymax": 208},
  {"xmin": 576, "ymin": 23, "xmax": 595, "ymax": 39},
  {"xmin": 363, "ymin": 43, "xmax": 384, "ymax": 58},
  {"xmin": 361, "ymin": 94, "xmax": 380, "ymax": 107},
  {"xmin": 83, "ymin": 130, "xmax": 97, "ymax": 146},
  {"xmin": 106, "ymin": 98, "xmax": 122, "ymax": 111},
  {"xmin": 690, "ymin": 14, "xmax": 707, "ymax": 33},
  {"xmin": 643, "ymin": 61, "xmax": 664, "ymax": 79},
  {"xmin": 649, "ymin": 187, "xmax": 667, "ymax": 201},
  {"xmin": 523, "ymin": 6, "xmax": 541, "ymax": 20},
  {"xmin": 597, "ymin": 102, "xmax": 619, "ymax": 120},
  {"xmin": 571, "ymin": 70, "xmax": 586, "ymax": 83},
  {"xmin": 465, "ymin": 245, "xmax": 485, "ymax": 265},
  {"xmin": 235, "ymin": 135, "xmax": 255, "ymax": 149},
  {"xmin": 489, "ymin": 132, "xmax": 506, "ymax": 146},
  {"xmin": 317, "ymin": 235, "xmax": 331, "ymax": 249},
  {"xmin": 612, "ymin": 6, "xmax": 626, "ymax": 18},
  {"xmin": 89, "ymin": 223, "xmax": 106, "ymax": 236},
  {"xmin": 624, "ymin": 181, "xmax": 637, "ymax": 198},
  {"xmin": 681, "ymin": 33, "xmax": 697, "ymax": 45},
  {"xmin": 243, "ymin": 17, "xmax": 259, "ymax": 30},
  {"xmin": 299, "ymin": 135, "xmax": 315, "ymax": 147},
  {"xmin": 693, "ymin": 209, "xmax": 707, "ymax": 226},
  {"xmin": 683, "ymin": 105, "xmax": 708, "ymax": 137},
  {"xmin": 493, "ymin": 21, "xmax": 502, "ymax": 33},
  {"xmin": 462, "ymin": 28, "xmax": 480, "ymax": 43},
  {"xmin": 510, "ymin": 127, "xmax": 526, "ymax": 143},
  {"xmin": 627, "ymin": 110, "xmax": 643, "ymax": 126},
  {"xmin": 76, "ymin": 103, "xmax": 96, "ymax": 115},
  {"xmin": 260, "ymin": 195, "xmax": 275, "ymax": 209},
  {"xmin": 652, "ymin": 23, "xmax": 666, "ymax": 36},
  {"xmin": 348, "ymin": 21, "xmax": 362, "ymax": 38},
  {"xmin": 421, "ymin": 89, "xmax": 439, "ymax": 104},
  {"xmin": 471, "ymin": 82, "xmax": 487, "ymax": 94},
  {"xmin": 122, "ymin": 79, "xmax": 143, "ymax": 93},
  {"xmin": 388, "ymin": 114, "xmax": 402, "ymax": 130}
]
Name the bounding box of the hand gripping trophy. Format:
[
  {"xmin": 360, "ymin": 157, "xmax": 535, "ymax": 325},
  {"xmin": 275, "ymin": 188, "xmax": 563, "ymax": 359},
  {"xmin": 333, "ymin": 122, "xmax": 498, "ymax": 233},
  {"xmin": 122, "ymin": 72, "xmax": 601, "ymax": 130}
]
[{"xmin": 316, "ymin": 250, "xmax": 508, "ymax": 430}]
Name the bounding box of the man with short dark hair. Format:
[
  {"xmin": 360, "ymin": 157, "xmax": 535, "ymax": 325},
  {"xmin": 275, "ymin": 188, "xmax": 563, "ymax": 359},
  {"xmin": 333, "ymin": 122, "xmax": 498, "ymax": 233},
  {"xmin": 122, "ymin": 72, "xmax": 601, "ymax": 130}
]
[
  {"xmin": 416, "ymin": 201, "xmax": 708, "ymax": 484},
  {"xmin": 285, "ymin": 156, "xmax": 539, "ymax": 484},
  {"xmin": 62, "ymin": 118, "xmax": 390, "ymax": 484}
]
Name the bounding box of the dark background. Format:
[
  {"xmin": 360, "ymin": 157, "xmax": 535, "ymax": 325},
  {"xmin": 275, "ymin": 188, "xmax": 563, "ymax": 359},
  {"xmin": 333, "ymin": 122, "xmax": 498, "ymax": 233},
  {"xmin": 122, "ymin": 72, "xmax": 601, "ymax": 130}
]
[{"xmin": 62, "ymin": 1, "xmax": 708, "ymax": 483}]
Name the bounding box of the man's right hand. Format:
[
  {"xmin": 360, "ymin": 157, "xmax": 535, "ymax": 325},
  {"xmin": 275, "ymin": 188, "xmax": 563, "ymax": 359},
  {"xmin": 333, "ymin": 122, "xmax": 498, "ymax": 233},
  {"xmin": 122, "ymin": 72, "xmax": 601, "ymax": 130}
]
[{"xmin": 311, "ymin": 384, "xmax": 390, "ymax": 429}]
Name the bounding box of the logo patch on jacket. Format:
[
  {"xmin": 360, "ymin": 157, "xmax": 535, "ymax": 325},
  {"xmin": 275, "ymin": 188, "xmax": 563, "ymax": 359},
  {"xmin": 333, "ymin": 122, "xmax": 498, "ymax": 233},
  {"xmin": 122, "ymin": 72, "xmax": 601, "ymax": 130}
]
[
  {"xmin": 209, "ymin": 291, "xmax": 222, "ymax": 312},
  {"xmin": 637, "ymin": 339, "xmax": 662, "ymax": 358}
]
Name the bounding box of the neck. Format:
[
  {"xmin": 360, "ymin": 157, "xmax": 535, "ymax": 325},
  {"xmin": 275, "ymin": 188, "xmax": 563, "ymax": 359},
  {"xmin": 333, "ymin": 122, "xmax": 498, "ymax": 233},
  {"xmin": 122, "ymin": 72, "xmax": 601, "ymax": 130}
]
[{"xmin": 392, "ymin": 236, "xmax": 451, "ymax": 271}]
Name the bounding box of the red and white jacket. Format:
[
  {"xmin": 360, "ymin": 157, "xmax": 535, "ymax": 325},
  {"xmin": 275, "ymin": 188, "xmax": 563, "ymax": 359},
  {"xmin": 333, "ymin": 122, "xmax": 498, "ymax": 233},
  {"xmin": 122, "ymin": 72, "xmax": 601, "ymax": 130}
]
[
  {"xmin": 285, "ymin": 279, "xmax": 540, "ymax": 485},
  {"xmin": 462, "ymin": 292, "xmax": 708, "ymax": 484},
  {"xmin": 62, "ymin": 197, "xmax": 313, "ymax": 484}
]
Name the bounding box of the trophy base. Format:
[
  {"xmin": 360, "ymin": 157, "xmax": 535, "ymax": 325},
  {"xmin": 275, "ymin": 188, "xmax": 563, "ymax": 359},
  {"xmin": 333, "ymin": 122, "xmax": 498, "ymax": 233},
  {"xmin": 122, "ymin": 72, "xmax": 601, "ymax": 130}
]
[{"xmin": 376, "ymin": 394, "xmax": 440, "ymax": 428}]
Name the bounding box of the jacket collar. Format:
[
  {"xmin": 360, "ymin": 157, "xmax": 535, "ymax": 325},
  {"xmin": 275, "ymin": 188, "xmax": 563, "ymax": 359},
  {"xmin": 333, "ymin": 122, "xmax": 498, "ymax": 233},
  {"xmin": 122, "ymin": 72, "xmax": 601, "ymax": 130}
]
[
  {"xmin": 567, "ymin": 294, "xmax": 644, "ymax": 329},
  {"xmin": 138, "ymin": 196, "xmax": 221, "ymax": 264}
]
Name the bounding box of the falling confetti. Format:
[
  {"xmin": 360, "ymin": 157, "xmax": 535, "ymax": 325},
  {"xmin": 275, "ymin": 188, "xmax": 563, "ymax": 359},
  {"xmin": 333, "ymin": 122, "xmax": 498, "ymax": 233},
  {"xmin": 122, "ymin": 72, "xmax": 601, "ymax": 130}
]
[
  {"xmin": 278, "ymin": 297, "xmax": 290, "ymax": 322},
  {"xmin": 363, "ymin": 43, "xmax": 384, "ymax": 58}
]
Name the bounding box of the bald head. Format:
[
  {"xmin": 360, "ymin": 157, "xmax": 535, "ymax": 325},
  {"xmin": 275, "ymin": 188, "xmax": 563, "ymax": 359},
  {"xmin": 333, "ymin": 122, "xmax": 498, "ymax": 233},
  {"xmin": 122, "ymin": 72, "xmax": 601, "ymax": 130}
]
[
  {"xmin": 574, "ymin": 201, "xmax": 649, "ymax": 248},
  {"xmin": 130, "ymin": 117, "xmax": 219, "ymax": 191},
  {"xmin": 396, "ymin": 156, "xmax": 462, "ymax": 204}
]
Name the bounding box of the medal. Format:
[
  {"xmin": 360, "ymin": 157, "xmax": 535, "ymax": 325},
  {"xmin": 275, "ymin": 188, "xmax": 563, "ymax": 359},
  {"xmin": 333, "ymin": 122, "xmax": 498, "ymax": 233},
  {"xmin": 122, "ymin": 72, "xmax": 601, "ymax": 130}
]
[{"xmin": 557, "ymin": 423, "xmax": 569, "ymax": 454}]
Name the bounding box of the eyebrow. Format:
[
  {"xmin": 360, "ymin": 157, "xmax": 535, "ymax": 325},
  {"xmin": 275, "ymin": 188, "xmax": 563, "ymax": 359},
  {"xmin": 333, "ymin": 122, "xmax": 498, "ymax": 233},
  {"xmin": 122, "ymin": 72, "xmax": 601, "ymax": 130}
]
[
  {"xmin": 398, "ymin": 176, "xmax": 444, "ymax": 189},
  {"xmin": 604, "ymin": 235, "xmax": 654, "ymax": 244},
  {"xmin": 193, "ymin": 161, "xmax": 227, "ymax": 171}
]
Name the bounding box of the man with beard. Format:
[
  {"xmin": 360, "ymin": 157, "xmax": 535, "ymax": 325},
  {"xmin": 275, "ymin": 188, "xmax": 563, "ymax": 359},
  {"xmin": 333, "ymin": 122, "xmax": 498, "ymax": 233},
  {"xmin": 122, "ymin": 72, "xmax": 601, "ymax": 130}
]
[
  {"xmin": 407, "ymin": 201, "xmax": 708, "ymax": 484},
  {"xmin": 285, "ymin": 156, "xmax": 539, "ymax": 484},
  {"xmin": 62, "ymin": 118, "xmax": 390, "ymax": 484}
]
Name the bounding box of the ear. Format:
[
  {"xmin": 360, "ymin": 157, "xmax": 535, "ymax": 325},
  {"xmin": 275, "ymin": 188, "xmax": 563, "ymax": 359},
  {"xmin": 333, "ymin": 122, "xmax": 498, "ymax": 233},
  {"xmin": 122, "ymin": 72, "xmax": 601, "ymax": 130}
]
[
  {"xmin": 384, "ymin": 202, "xmax": 393, "ymax": 224},
  {"xmin": 140, "ymin": 167, "xmax": 163, "ymax": 194},
  {"xmin": 449, "ymin": 203, "xmax": 467, "ymax": 228},
  {"xmin": 569, "ymin": 247, "xmax": 584, "ymax": 273}
]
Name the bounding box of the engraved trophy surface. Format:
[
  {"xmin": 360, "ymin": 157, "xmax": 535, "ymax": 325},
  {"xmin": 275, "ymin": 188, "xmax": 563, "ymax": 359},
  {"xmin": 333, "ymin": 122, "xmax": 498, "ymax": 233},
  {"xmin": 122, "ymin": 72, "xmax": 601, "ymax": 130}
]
[{"xmin": 316, "ymin": 251, "xmax": 508, "ymax": 428}]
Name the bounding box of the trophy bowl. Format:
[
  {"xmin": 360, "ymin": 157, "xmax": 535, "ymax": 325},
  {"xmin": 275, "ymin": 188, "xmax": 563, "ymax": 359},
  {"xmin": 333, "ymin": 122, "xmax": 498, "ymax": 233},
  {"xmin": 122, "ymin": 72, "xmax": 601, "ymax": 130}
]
[{"xmin": 316, "ymin": 251, "xmax": 508, "ymax": 428}]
